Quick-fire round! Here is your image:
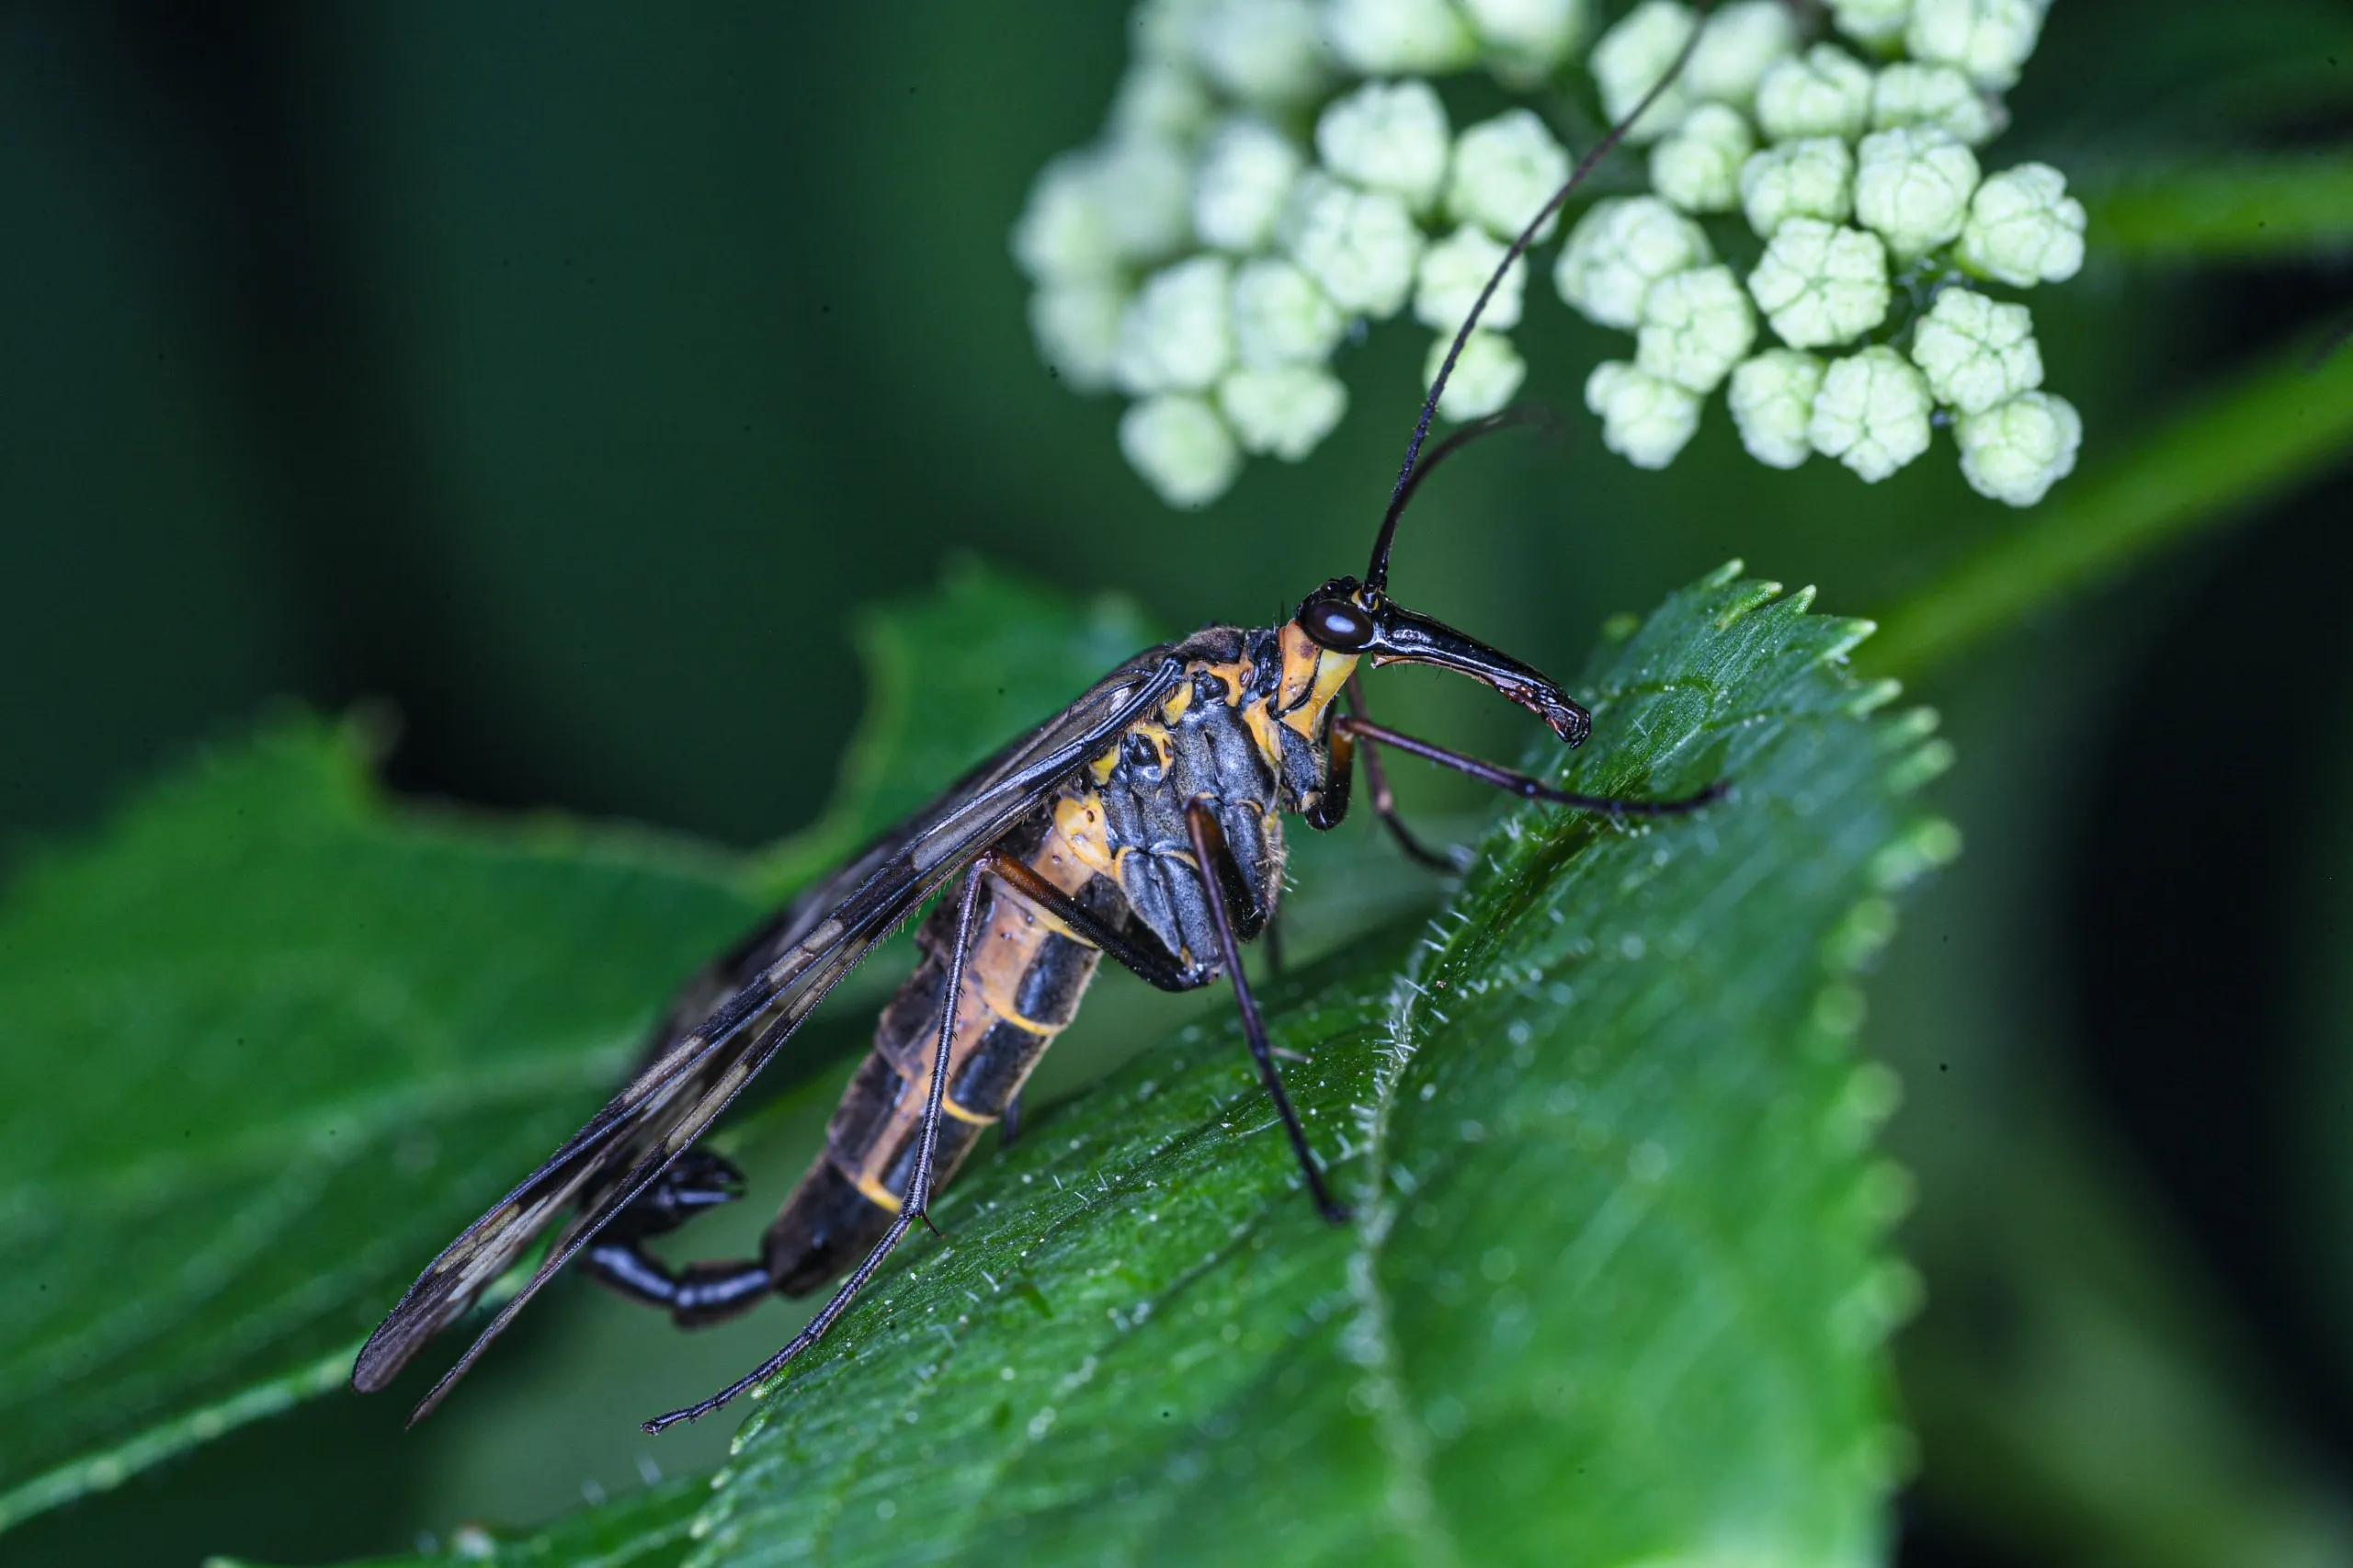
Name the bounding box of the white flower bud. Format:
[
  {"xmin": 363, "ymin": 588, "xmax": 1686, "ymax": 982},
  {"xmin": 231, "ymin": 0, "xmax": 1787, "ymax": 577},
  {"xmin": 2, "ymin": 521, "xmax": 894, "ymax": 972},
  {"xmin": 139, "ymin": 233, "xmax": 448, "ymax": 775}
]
[
  {"xmin": 1592, "ymin": 1, "xmax": 1699, "ymax": 142},
  {"xmin": 1650, "ymin": 103, "xmax": 1755, "ymax": 214},
  {"xmin": 1740, "ymin": 137, "xmax": 1856, "ymax": 235},
  {"xmin": 1029, "ymin": 282, "xmax": 1131, "ymax": 392},
  {"xmin": 1728, "ymin": 349, "xmax": 1827, "ymax": 468},
  {"xmin": 1747, "ymin": 218, "xmax": 1889, "ymax": 348},
  {"xmin": 1908, "ymin": 287, "xmax": 2041, "ymax": 415},
  {"xmin": 1754, "ymin": 45, "xmax": 1874, "ymax": 142},
  {"xmin": 1956, "ymin": 390, "xmax": 2081, "ymax": 506},
  {"xmin": 1194, "ymin": 0, "xmax": 1333, "ymax": 104},
  {"xmin": 1447, "ymin": 109, "xmax": 1571, "ymax": 241},
  {"xmin": 1461, "ymin": 0, "xmax": 1591, "ymax": 74},
  {"xmin": 1415, "ymin": 224, "xmax": 1526, "ymax": 330},
  {"xmin": 1121, "ymin": 393, "xmax": 1242, "ymax": 505},
  {"xmin": 1281, "ymin": 171, "xmax": 1426, "ymax": 316},
  {"xmin": 1827, "ymin": 0, "xmax": 1913, "ymax": 47},
  {"xmin": 1013, "ymin": 152, "xmax": 1118, "ymax": 283},
  {"xmin": 1871, "ymin": 62, "xmax": 2003, "ymax": 144},
  {"xmin": 1687, "ymin": 1, "xmax": 1800, "ymax": 109},
  {"xmin": 1315, "ymin": 80, "xmax": 1452, "ymax": 212},
  {"xmin": 1586, "ymin": 360, "xmax": 1702, "ymax": 468},
  {"xmin": 1323, "ymin": 0, "xmax": 1480, "ymax": 74},
  {"xmin": 1096, "ymin": 137, "xmax": 1199, "ymax": 262},
  {"xmin": 1231, "ymin": 256, "xmax": 1347, "ymax": 366},
  {"xmin": 1637, "ymin": 264, "xmax": 1756, "ymax": 392},
  {"xmin": 1116, "ymin": 256, "xmax": 1236, "ymax": 395},
  {"xmin": 1111, "ymin": 59, "xmax": 1216, "ymax": 143},
  {"xmin": 1132, "ymin": 0, "xmax": 1218, "ymax": 62},
  {"xmin": 1193, "ymin": 118, "xmax": 1305, "ymax": 253},
  {"xmin": 1809, "ymin": 346, "xmax": 1934, "ymax": 481},
  {"xmin": 1553, "ymin": 196, "xmax": 1712, "ymax": 330},
  {"xmin": 1955, "ymin": 163, "xmax": 2086, "ymax": 286},
  {"xmin": 1219, "ymin": 364, "xmax": 1349, "ymax": 459},
  {"xmin": 1427, "ymin": 329, "xmax": 1528, "ymax": 420},
  {"xmin": 1853, "ymin": 125, "xmax": 1981, "ymax": 257},
  {"xmin": 1905, "ymin": 0, "xmax": 2045, "ymax": 92}
]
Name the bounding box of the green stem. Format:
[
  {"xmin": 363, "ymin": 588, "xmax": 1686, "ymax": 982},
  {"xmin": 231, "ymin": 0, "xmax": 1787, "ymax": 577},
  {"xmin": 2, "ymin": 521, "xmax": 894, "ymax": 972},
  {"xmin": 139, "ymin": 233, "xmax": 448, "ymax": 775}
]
[
  {"xmin": 1866, "ymin": 335, "xmax": 2353, "ymax": 681},
  {"xmin": 2082, "ymin": 153, "xmax": 2353, "ymax": 261}
]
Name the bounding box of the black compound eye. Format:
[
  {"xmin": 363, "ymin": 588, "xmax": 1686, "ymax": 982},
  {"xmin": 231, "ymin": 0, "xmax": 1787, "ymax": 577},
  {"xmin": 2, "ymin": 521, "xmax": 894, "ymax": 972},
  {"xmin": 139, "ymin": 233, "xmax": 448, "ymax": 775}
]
[{"xmin": 1300, "ymin": 597, "xmax": 1374, "ymax": 653}]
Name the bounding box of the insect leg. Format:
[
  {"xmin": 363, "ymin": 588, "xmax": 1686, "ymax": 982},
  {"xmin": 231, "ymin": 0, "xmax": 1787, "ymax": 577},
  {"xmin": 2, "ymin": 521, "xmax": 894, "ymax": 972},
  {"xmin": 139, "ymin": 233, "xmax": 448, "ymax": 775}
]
[
  {"xmin": 642, "ymin": 865, "xmax": 991, "ymax": 1436},
  {"xmin": 1184, "ymin": 799, "xmax": 1351, "ymax": 1226},
  {"xmin": 577, "ymin": 1151, "xmax": 775, "ymax": 1327},
  {"xmin": 999, "ymin": 1091, "xmax": 1024, "ymax": 1149},
  {"xmin": 1336, "ymin": 715, "xmax": 1727, "ymax": 817},
  {"xmin": 1335, "ymin": 676, "xmax": 1472, "ymax": 871}
]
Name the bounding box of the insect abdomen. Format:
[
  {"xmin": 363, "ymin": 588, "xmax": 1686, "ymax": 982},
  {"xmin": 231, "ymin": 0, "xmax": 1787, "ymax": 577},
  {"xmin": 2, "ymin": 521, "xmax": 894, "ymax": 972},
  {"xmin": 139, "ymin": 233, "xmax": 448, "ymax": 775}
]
[{"xmin": 760, "ymin": 811, "xmax": 1118, "ymax": 1296}]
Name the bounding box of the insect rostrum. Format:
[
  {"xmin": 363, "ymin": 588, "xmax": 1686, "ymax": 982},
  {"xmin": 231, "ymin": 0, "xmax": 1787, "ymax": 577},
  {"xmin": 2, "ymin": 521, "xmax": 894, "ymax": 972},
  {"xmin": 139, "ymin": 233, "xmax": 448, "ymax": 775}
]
[{"xmin": 352, "ymin": 35, "xmax": 1716, "ymax": 1437}]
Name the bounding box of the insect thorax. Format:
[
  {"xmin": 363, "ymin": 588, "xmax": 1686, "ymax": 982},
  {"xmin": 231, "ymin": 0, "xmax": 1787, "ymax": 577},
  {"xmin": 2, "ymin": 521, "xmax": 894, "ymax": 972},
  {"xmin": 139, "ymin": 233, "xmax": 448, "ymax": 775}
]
[{"xmin": 1046, "ymin": 620, "xmax": 1356, "ymax": 969}]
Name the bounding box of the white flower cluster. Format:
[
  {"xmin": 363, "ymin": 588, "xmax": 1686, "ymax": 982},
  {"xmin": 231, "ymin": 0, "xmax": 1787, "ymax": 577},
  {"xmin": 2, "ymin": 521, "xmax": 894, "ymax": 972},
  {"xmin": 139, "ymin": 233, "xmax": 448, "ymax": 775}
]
[
  {"xmin": 1014, "ymin": 0, "xmax": 1599, "ymax": 505},
  {"xmin": 1015, "ymin": 0, "xmax": 2085, "ymax": 509},
  {"xmin": 1568, "ymin": 0, "xmax": 2084, "ymax": 505}
]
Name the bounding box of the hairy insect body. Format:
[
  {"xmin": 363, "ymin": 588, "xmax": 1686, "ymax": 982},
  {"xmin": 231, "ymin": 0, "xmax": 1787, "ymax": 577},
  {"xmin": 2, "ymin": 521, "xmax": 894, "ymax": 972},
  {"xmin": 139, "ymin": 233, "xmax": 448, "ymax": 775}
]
[{"xmin": 760, "ymin": 623, "xmax": 1358, "ymax": 1294}]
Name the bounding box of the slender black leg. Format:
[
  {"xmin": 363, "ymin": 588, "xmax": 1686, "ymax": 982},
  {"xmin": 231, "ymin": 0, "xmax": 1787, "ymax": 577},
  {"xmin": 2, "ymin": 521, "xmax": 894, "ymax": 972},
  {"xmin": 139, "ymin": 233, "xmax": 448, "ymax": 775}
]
[
  {"xmin": 999, "ymin": 1091, "xmax": 1024, "ymax": 1149},
  {"xmin": 578, "ymin": 1151, "xmax": 776, "ymax": 1328},
  {"xmin": 1337, "ymin": 716, "xmax": 1727, "ymax": 817},
  {"xmin": 1185, "ymin": 800, "xmax": 1351, "ymax": 1226},
  {"xmin": 1359, "ymin": 739, "xmax": 1468, "ymax": 869},
  {"xmin": 642, "ymin": 866, "xmax": 990, "ymax": 1435},
  {"xmin": 1335, "ymin": 676, "xmax": 1469, "ymax": 871}
]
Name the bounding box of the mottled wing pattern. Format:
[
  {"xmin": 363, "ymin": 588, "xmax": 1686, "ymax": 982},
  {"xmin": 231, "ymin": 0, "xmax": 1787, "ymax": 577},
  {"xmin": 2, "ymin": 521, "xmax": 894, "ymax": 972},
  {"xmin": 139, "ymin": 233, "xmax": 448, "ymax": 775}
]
[{"xmin": 351, "ymin": 652, "xmax": 1183, "ymax": 1418}]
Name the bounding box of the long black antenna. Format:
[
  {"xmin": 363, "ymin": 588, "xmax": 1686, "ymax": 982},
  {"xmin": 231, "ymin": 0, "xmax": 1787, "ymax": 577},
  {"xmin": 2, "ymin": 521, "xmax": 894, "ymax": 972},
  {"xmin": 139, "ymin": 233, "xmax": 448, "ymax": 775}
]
[
  {"xmin": 1388, "ymin": 403, "xmax": 1559, "ymax": 517},
  {"xmin": 1366, "ymin": 4, "xmax": 1713, "ymax": 593}
]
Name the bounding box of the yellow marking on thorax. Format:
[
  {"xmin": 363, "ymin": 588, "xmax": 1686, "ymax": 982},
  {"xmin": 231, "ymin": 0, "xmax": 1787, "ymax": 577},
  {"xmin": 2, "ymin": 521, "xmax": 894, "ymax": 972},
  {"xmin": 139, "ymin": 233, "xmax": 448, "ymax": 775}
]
[
  {"xmin": 1176, "ymin": 654, "xmax": 1251, "ymax": 706},
  {"xmin": 1130, "ymin": 722, "xmax": 1173, "ymax": 769},
  {"xmin": 1237, "ymin": 625, "xmax": 1360, "ymax": 771},
  {"xmin": 1054, "ymin": 792, "xmax": 1117, "ymax": 877},
  {"xmin": 1241, "ymin": 699, "xmax": 1285, "ymax": 772},
  {"xmin": 1160, "ymin": 681, "xmax": 1193, "ymax": 722},
  {"xmin": 1276, "ymin": 621, "xmax": 1358, "ymax": 743}
]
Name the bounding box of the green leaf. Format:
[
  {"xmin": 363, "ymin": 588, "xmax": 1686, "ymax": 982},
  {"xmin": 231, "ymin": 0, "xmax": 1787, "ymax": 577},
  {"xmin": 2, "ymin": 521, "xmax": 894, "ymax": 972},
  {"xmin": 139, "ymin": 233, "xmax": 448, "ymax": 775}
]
[
  {"xmin": 0, "ymin": 720, "xmax": 763, "ymax": 1527},
  {"xmin": 2083, "ymin": 153, "xmax": 2353, "ymax": 261},
  {"xmin": 0, "ymin": 564, "xmax": 1160, "ymax": 1532},
  {"xmin": 625, "ymin": 567, "xmax": 1934, "ymax": 1566},
  {"xmin": 212, "ymin": 1474, "xmax": 709, "ymax": 1568},
  {"xmin": 1866, "ymin": 335, "xmax": 2353, "ymax": 681}
]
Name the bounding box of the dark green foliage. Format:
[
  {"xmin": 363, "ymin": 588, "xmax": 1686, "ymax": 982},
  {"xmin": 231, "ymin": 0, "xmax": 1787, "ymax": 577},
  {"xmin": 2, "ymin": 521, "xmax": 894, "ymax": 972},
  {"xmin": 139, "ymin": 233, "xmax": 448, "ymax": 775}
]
[
  {"xmin": 0, "ymin": 721, "xmax": 760, "ymax": 1526},
  {"xmin": 220, "ymin": 1476, "xmax": 707, "ymax": 1568}
]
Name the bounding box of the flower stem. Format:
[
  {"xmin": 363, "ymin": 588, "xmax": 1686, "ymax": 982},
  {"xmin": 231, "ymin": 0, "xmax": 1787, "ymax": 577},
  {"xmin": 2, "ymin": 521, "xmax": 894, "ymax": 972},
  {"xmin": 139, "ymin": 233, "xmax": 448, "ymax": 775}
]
[
  {"xmin": 1867, "ymin": 334, "xmax": 2353, "ymax": 680},
  {"xmin": 2080, "ymin": 153, "xmax": 2353, "ymax": 262}
]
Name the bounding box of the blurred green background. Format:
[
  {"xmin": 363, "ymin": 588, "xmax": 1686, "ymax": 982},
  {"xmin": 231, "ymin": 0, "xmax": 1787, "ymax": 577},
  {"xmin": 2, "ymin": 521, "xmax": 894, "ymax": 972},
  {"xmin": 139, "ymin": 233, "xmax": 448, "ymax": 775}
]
[{"xmin": 3, "ymin": 1, "xmax": 2350, "ymax": 1563}]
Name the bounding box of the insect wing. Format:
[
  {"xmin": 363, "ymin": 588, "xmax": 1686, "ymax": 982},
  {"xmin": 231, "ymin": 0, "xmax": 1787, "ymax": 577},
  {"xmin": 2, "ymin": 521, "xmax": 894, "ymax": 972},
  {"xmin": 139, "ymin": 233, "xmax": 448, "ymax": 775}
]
[{"xmin": 351, "ymin": 653, "xmax": 1184, "ymax": 1418}]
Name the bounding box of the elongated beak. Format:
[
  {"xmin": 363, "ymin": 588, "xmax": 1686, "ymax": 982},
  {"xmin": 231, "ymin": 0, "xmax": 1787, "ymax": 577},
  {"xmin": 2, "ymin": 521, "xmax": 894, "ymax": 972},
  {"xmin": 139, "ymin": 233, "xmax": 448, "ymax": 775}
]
[{"xmin": 1365, "ymin": 604, "xmax": 1592, "ymax": 745}]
